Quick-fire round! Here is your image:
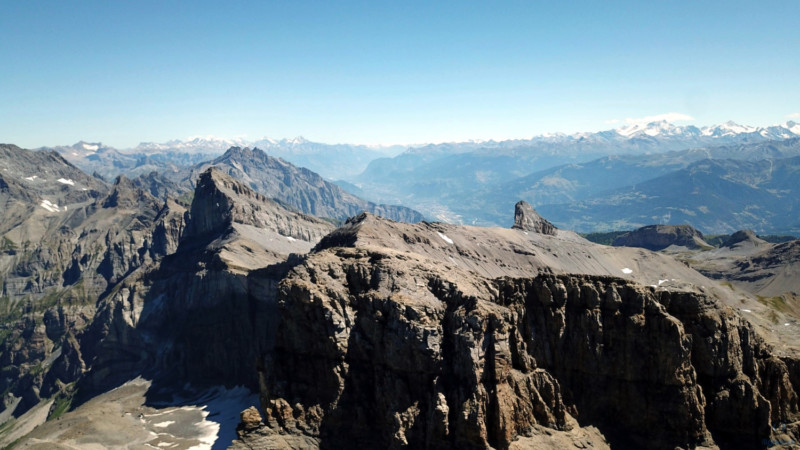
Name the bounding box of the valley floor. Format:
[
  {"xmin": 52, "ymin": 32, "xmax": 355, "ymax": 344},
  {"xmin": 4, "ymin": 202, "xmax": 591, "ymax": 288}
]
[{"xmin": 9, "ymin": 378, "xmax": 258, "ymax": 450}]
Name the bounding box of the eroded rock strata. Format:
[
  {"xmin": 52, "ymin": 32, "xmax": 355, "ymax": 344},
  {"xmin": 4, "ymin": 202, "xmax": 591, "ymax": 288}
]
[{"xmin": 238, "ymin": 214, "xmax": 800, "ymax": 450}]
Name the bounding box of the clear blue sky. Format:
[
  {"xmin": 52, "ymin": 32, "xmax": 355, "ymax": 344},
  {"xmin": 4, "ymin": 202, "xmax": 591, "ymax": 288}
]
[{"xmin": 1, "ymin": 0, "xmax": 798, "ymax": 148}]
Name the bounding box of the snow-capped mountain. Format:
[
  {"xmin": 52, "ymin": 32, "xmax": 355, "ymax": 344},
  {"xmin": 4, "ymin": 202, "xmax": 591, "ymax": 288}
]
[
  {"xmin": 613, "ymin": 120, "xmax": 800, "ymax": 141},
  {"xmin": 133, "ymin": 136, "xmax": 251, "ymax": 154},
  {"xmin": 615, "ymin": 120, "xmax": 701, "ymax": 138}
]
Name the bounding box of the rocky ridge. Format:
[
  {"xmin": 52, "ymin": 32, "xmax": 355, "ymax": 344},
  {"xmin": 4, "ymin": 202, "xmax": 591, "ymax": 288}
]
[
  {"xmin": 186, "ymin": 147, "xmax": 425, "ymax": 223},
  {"xmin": 0, "ymin": 144, "xmax": 185, "ymax": 423},
  {"xmin": 612, "ymin": 224, "xmax": 711, "ymax": 251}
]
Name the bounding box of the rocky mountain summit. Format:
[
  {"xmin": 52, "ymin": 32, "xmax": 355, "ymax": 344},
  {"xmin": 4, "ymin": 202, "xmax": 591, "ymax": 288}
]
[
  {"xmin": 186, "ymin": 146, "xmax": 425, "ymax": 223},
  {"xmin": 234, "ymin": 211, "xmax": 800, "ymax": 449}
]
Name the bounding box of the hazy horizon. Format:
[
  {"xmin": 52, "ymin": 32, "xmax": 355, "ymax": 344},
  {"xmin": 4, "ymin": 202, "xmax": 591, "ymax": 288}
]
[{"xmin": 13, "ymin": 114, "xmax": 800, "ymax": 151}]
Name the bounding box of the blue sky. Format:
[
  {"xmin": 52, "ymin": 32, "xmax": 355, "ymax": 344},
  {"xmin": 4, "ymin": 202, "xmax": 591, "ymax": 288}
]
[{"xmin": 1, "ymin": 0, "xmax": 798, "ymax": 148}]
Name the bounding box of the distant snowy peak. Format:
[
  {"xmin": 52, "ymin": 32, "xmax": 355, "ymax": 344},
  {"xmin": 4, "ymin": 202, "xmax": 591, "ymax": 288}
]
[
  {"xmin": 252, "ymin": 136, "xmax": 309, "ymax": 147},
  {"xmin": 611, "ymin": 120, "xmax": 800, "ymax": 141},
  {"xmin": 134, "ymin": 136, "xmax": 250, "ymax": 154},
  {"xmin": 700, "ymin": 121, "xmax": 756, "ymax": 137},
  {"xmin": 615, "ymin": 120, "xmax": 698, "ymax": 138}
]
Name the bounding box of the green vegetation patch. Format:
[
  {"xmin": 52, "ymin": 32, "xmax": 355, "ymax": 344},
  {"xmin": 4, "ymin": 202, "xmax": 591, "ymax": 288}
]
[
  {"xmin": 757, "ymin": 294, "xmax": 790, "ymax": 313},
  {"xmin": 48, "ymin": 385, "xmax": 77, "ymax": 421}
]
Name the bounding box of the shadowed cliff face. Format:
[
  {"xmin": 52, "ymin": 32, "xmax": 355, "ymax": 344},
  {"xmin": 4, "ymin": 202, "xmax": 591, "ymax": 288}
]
[
  {"xmin": 242, "ymin": 214, "xmax": 800, "ymax": 450},
  {"xmin": 77, "ymin": 168, "xmax": 336, "ymax": 396},
  {"xmin": 0, "ymin": 145, "xmax": 186, "ymax": 420}
]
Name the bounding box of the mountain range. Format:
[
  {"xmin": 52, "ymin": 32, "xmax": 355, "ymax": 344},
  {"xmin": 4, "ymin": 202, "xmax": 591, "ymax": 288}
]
[{"xmin": 4, "ymin": 129, "xmax": 800, "ymax": 448}]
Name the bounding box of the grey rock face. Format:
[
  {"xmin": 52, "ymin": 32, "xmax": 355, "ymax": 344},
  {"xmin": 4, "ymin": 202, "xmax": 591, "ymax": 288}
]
[
  {"xmin": 612, "ymin": 224, "xmax": 709, "ymax": 250},
  {"xmin": 511, "ymin": 200, "xmax": 556, "ymax": 235},
  {"xmin": 78, "ymin": 167, "xmax": 336, "ymax": 395},
  {"xmin": 0, "ymin": 144, "xmax": 186, "ymax": 420}
]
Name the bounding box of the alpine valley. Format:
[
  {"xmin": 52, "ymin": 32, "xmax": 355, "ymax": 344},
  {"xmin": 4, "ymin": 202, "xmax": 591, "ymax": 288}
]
[{"xmin": 2, "ymin": 120, "xmax": 800, "ymax": 449}]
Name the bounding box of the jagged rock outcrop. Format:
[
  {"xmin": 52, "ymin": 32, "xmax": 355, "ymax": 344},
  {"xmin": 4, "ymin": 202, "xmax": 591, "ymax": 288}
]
[
  {"xmin": 511, "ymin": 201, "xmax": 556, "ymax": 235},
  {"xmin": 612, "ymin": 224, "xmax": 710, "ymax": 251},
  {"xmin": 185, "ymin": 147, "xmax": 425, "ymax": 223},
  {"xmin": 78, "ymin": 168, "xmax": 336, "ymax": 396},
  {"xmin": 184, "ymin": 168, "xmax": 331, "ymax": 244}
]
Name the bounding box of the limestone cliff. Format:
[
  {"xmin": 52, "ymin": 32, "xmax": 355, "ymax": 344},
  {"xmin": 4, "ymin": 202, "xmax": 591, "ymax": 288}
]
[{"xmin": 240, "ymin": 213, "xmax": 800, "ymax": 449}]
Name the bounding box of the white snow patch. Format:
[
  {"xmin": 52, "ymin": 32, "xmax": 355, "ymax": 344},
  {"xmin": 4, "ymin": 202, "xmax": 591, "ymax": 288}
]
[
  {"xmin": 658, "ymin": 279, "xmax": 668, "ymax": 285},
  {"xmin": 40, "ymin": 200, "xmax": 60, "ymax": 212},
  {"xmin": 437, "ymin": 232, "xmax": 454, "ymax": 244},
  {"xmin": 24, "ymin": 175, "xmax": 37, "ymax": 181},
  {"xmin": 82, "ymin": 143, "xmax": 99, "ymax": 151},
  {"xmin": 742, "ymin": 309, "xmax": 752, "ymax": 313},
  {"xmin": 57, "ymin": 178, "xmax": 75, "ymax": 186},
  {"xmin": 785, "ymin": 323, "xmax": 791, "ymax": 326},
  {"xmin": 153, "ymin": 421, "xmax": 175, "ymax": 428},
  {"xmin": 285, "ymin": 236, "xmax": 297, "ymax": 242},
  {"xmin": 621, "ymin": 268, "xmax": 633, "ymax": 274},
  {"xmin": 72, "ymin": 152, "xmax": 79, "ymax": 156}
]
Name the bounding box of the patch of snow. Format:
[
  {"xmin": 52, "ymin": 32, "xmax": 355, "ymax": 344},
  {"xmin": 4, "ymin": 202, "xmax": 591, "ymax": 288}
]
[
  {"xmin": 40, "ymin": 200, "xmax": 60, "ymax": 212},
  {"xmin": 785, "ymin": 323, "xmax": 791, "ymax": 326},
  {"xmin": 24, "ymin": 175, "xmax": 37, "ymax": 181},
  {"xmin": 82, "ymin": 143, "xmax": 99, "ymax": 151},
  {"xmin": 658, "ymin": 279, "xmax": 668, "ymax": 285},
  {"xmin": 57, "ymin": 178, "xmax": 75, "ymax": 186},
  {"xmin": 437, "ymin": 232, "xmax": 454, "ymax": 244},
  {"xmin": 621, "ymin": 268, "xmax": 633, "ymax": 274},
  {"xmin": 742, "ymin": 309, "xmax": 752, "ymax": 313},
  {"xmin": 72, "ymin": 152, "xmax": 79, "ymax": 156},
  {"xmin": 153, "ymin": 421, "xmax": 175, "ymax": 428},
  {"xmin": 286, "ymin": 236, "xmax": 297, "ymax": 242}
]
